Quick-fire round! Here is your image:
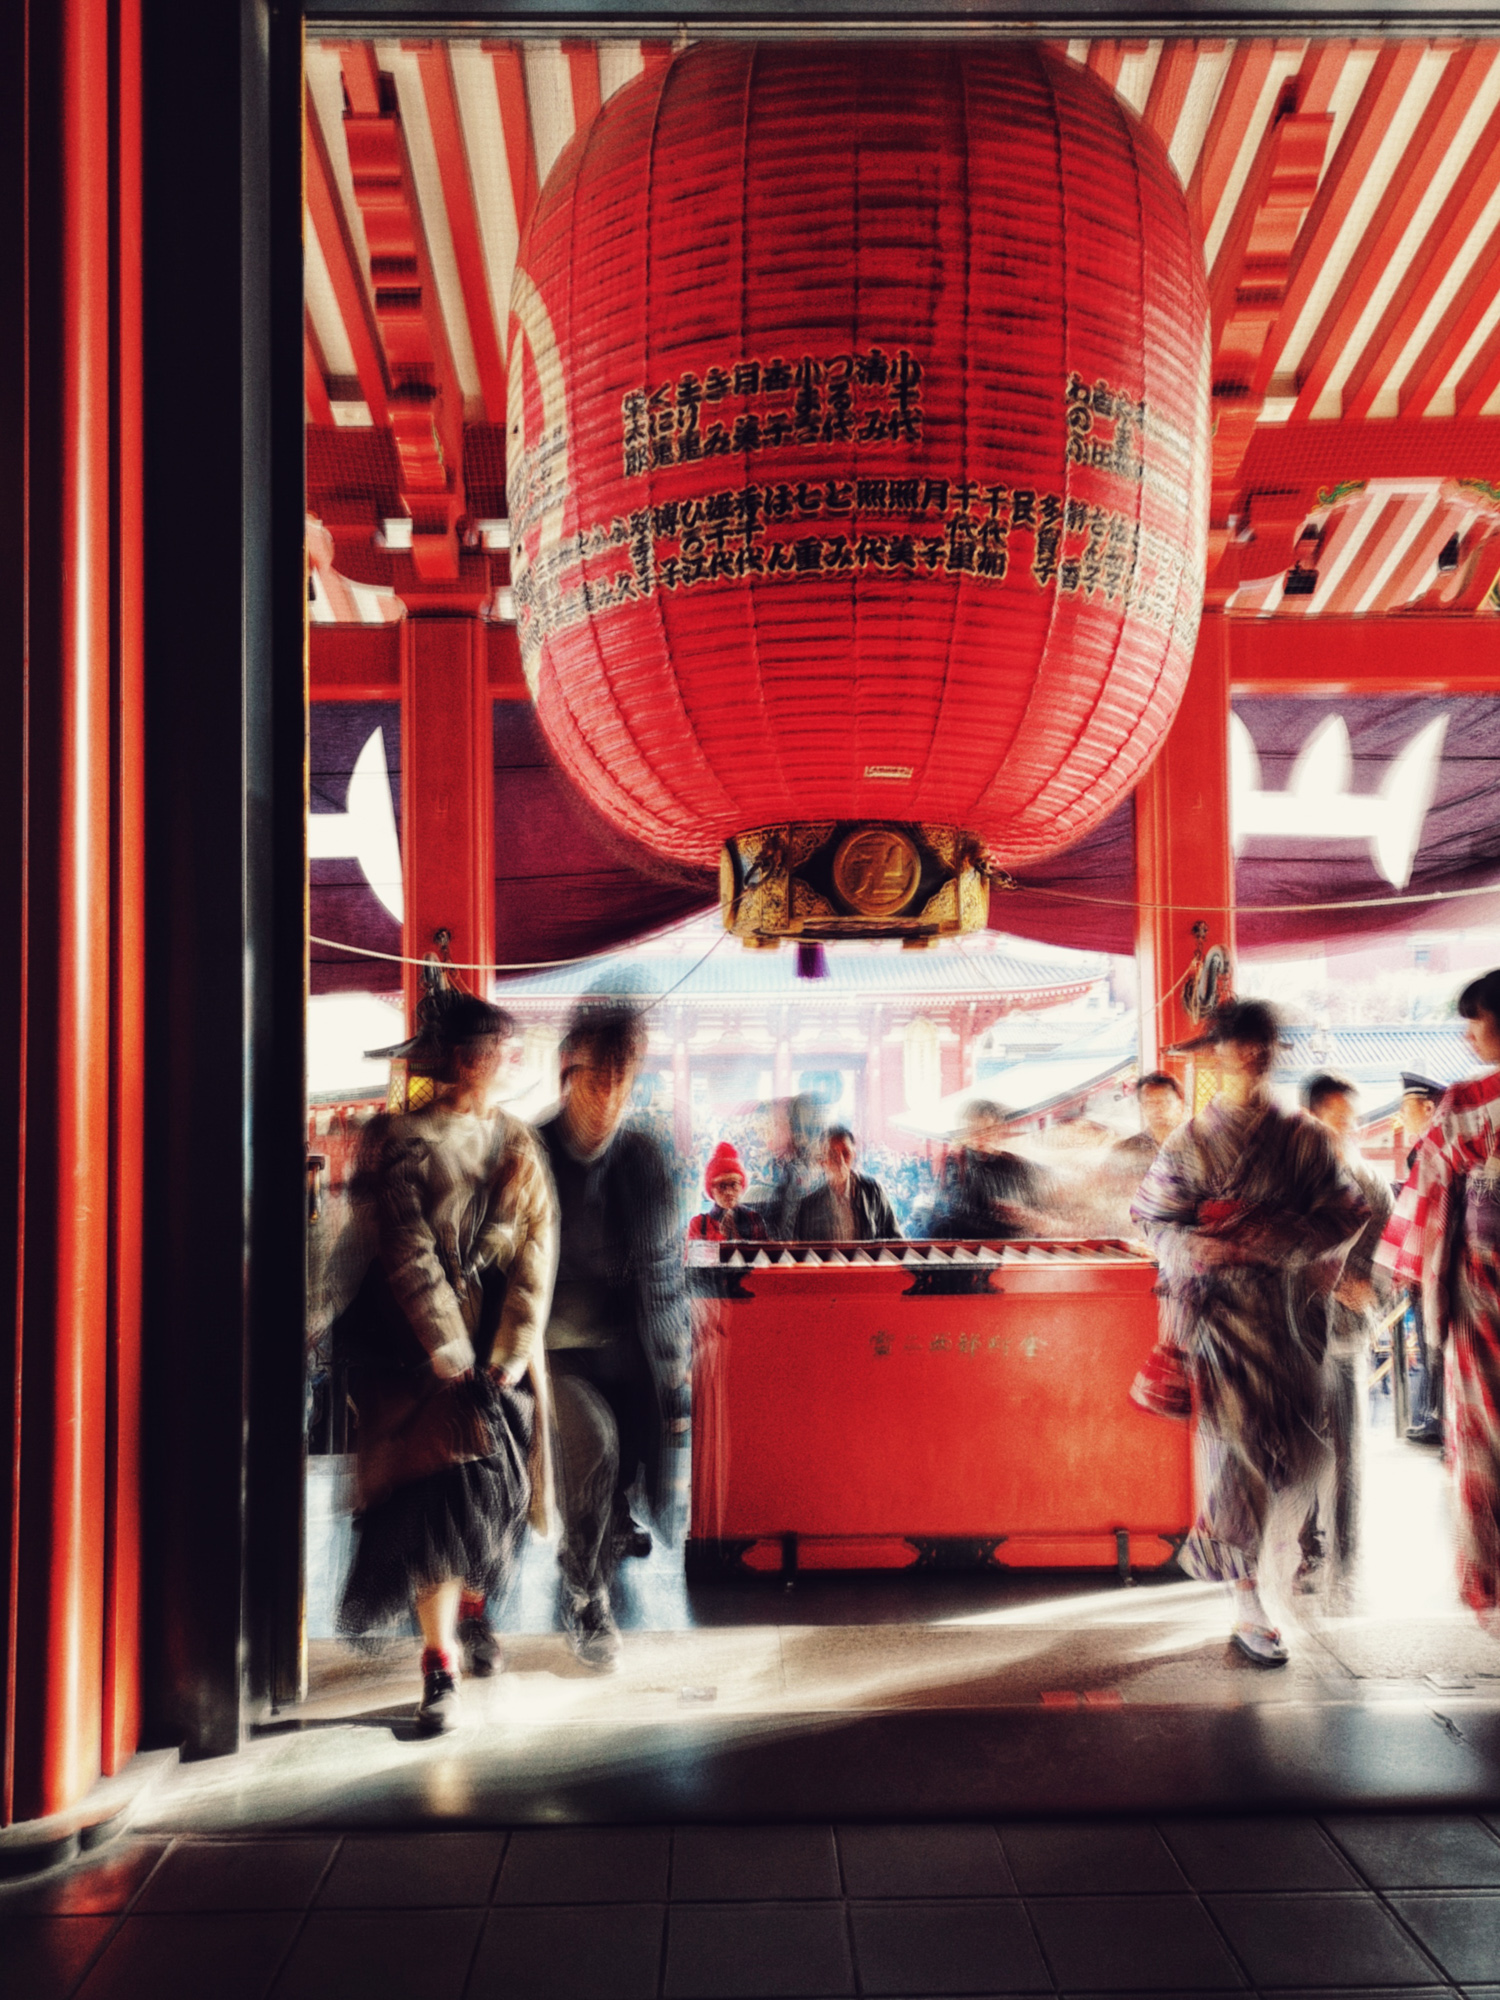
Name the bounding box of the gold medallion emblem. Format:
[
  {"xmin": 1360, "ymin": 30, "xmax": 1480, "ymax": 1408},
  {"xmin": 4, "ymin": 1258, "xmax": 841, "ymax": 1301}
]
[{"xmin": 832, "ymin": 826, "xmax": 922, "ymax": 917}]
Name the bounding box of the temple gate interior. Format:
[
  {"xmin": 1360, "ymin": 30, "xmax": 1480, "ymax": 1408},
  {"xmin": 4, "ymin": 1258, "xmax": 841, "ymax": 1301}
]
[{"xmin": 9, "ymin": 5, "xmax": 1500, "ymax": 1942}]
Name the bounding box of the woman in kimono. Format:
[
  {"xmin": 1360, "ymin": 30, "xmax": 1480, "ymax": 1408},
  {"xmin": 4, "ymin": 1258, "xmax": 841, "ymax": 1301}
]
[
  {"xmin": 338, "ymin": 996, "xmax": 557, "ymax": 1733},
  {"xmin": 1379, "ymin": 969, "xmax": 1500, "ymax": 1627},
  {"xmin": 1132, "ymin": 1001, "xmax": 1368, "ymax": 1665}
]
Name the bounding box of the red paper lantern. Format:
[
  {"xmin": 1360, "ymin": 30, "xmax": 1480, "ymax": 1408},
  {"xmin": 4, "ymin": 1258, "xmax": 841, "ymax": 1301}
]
[{"xmin": 507, "ymin": 43, "xmax": 1208, "ymax": 938}]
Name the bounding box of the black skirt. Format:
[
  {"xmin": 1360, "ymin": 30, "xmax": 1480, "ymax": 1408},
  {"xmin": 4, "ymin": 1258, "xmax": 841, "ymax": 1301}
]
[{"xmin": 338, "ymin": 1373, "xmax": 534, "ymax": 1638}]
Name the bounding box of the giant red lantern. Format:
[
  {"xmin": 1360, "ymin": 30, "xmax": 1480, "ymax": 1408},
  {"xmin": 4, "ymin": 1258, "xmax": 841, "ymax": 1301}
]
[{"xmin": 507, "ymin": 43, "xmax": 1209, "ymax": 942}]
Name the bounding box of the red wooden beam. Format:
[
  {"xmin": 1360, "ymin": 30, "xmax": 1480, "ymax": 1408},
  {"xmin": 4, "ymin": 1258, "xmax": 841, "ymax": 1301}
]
[
  {"xmin": 410, "ymin": 43, "xmax": 508, "ymax": 424},
  {"xmin": 1142, "ymin": 40, "xmax": 1202, "ymax": 152},
  {"xmin": 1085, "ymin": 41, "xmax": 1125, "ymax": 91},
  {"xmin": 486, "ymin": 42, "xmax": 540, "ymax": 242},
  {"xmin": 1251, "ymin": 41, "xmax": 1427, "ymax": 401},
  {"xmin": 1233, "ymin": 412, "xmax": 1500, "ymax": 494},
  {"xmin": 1292, "ymin": 36, "xmax": 1352, "ymax": 116},
  {"xmin": 1291, "ymin": 44, "xmax": 1499, "ymax": 421},
  {"xmin": 639, "ymin": 40, "xmax": 675, "ymax": 83},
  {"xmin": 303, "ymin": 100, "xmax": 390, "ymax": 427},
  {"xmin": 563, "ymin": 39, "xmax": 602, "ymax": 131},
  {"xmin": 1136, "ymin": 616, "xmax": 1234, "ymax": 1077},
  {"xmin": 1376, "ymin": 496, "xmax": 1474, "ymax": 610},
  {"xmin": 1400, "ymin": 219, "xmax": 1500, "ymax": 416},
  {"xmin": 310, "ymin": 623, "xmax": 402, "ymax": 697},
  {"xmin": 401, "ymin": 619, "xmax": 495, "ymax": 1020},
  {"xmin": 1342, "ymin": 93, "xmax": 1500, "ymax": 421},
  {"xmin": 1187, "ymin": 41, "xmax": 1277, "ymax": 239},
  {"xmin": 303, "ymin": 310, "xmax": 335, "ymax": 427},
  {"xmin": 1226, "ymin": 612, "xmax": 1500, "ymax": 692},
  {"xmin": 1456, "ymin": 320, "xmax": 1500, "ymax": 416},
  {"xmin": 1209, "ymin": 110, "xmax": 1333, "ymax": 367},
  {"xmin": 335, "ymin": 39, "xmax": 381, "ymax": 117},
  {"xmin": 310, "ymin": 620, "xmax": 527, "ymax": 699},
  {"xmin": 340, "ymin": 47, "xmax": 466, "ymax": 578}
]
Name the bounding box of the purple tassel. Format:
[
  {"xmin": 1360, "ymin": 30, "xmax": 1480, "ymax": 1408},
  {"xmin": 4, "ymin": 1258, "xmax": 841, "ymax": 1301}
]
[{"xmin": 796, "ymin": 941, "xmax": 828, "ymax": 979}]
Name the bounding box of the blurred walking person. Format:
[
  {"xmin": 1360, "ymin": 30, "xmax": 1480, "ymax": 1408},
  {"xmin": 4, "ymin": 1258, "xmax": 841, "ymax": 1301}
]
[
  {"xmin": 930, "ymin": 1099, "xmax": 1058, "ymax": 1239},
  {"xmin": 337, "ymin": 998, "xmax": 557, "ymax": 1734},
  {"xmin": 1296, "ymin": 1073, "xmax": 1392, "ymax": 1586},
  {"xmin": 1395, "ymin": 1073, "xmax": 1445, "ymax": 1444},
  {"xmin": 538, "ymin": 1002, "xmax": 692, "ymax": 1669},
  {"xmin": 1132, "ymin": 1002, "xmax": 1368, "ymax": 1665},
  {"xmin": 1380, "ymin": 972, "xmax": 1500, "ymax": 1628},
  {"xmin": 746, "ymin": 1094, "xmax": 823, "ymax": 1238}
]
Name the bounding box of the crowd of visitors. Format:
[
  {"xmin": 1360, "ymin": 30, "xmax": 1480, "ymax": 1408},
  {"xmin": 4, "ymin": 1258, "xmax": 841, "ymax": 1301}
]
[{"xmin": 322, "ymin": 966, "xmax": 1500, "ymax": 1733}]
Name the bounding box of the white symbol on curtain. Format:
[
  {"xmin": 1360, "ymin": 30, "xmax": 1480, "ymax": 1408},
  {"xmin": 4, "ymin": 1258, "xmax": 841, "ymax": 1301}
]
[
  {"xmin": 1230, "ymin": 713, "xmax": 1449, "ymax": 891},
  {"xmin": 308, "ymin": 726, "xmax": 404, "ymax": 921}
]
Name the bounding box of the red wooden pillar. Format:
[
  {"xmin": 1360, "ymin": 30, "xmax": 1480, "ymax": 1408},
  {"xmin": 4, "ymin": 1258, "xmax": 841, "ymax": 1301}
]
[
  {"xmin": 400, "ymin": 617, "xmax": 495, "ymax": 1021},
  {"xmin": 1135, "ymin": 611, "xmax": 1235, "ymax": 1093},
  {"xmin": 103, "ymin": 0, "xmax": 144, "ymax": 1780},
  {"xmin": 4, "ymin": 0, "xmax": 119, "ymax": 1826}
]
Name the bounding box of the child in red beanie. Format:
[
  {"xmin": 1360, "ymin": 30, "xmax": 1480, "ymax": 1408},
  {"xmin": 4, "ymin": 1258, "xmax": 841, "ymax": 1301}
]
[{"xmin": 688, "ymin": 1141, "xmax": 772, "ymax": 1243}]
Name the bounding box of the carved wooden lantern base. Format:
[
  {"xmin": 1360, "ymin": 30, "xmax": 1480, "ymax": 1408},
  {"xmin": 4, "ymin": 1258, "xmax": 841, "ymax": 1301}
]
[{"xmin": 720, "ymin": 822, "xmax": 990, "ymax": 944}]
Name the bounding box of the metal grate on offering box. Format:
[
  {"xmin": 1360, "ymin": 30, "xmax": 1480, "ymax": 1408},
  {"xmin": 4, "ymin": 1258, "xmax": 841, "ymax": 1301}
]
[{"xmin": 684, "ymin": 1238, "xmax": 1155, "ymax": 1269}]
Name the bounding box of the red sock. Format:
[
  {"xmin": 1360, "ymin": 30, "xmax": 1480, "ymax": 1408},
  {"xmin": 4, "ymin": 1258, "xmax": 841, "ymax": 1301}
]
[
  {"xmin": 421, "ymin": 1647, "xmax": 454, "ymax": 1676},
  {"xmin": 459, "ymin": 1591, "xmax": 487, "ymax": 1622}
]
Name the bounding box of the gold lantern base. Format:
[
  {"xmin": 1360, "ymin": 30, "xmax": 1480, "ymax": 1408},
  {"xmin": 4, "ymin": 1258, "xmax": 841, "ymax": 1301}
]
[{"xmin": 720, "ymin": 822, "xmax": 990, "ymax": 944}]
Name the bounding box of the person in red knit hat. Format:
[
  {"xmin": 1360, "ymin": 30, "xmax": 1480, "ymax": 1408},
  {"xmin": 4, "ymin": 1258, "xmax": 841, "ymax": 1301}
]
[{"xmin": 689, "ymin": 1142, "xmax": 772, "ymax": 1244}]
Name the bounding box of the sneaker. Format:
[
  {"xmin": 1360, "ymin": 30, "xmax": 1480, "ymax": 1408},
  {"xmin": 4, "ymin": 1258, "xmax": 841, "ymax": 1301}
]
[
  {"xmin": 459, "ymin": 1615, "xmax": 501, "ymax": 1678},
  {"xmin": 613, "ymin": 1514, "xmax": 653, "ymax": 1562},
  {"xmin": 415, "ymin": 1664, "xmax": 461, "ymax": 1734},
  {"xmin": 562, "ymin": 1589, "xmax": 622, "ymax": 1673}
]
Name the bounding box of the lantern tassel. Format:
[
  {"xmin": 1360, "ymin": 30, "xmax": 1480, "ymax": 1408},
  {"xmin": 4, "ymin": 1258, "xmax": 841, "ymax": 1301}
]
[{"xmin": 796, "ymin": 941, "xmax": 829, "ymax": 980}]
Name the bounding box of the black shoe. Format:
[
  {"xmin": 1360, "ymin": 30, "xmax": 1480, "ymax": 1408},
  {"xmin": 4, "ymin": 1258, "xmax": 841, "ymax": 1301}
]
[
  {"xmin": 415, "ymin": 1666, "xmax": 460, "ymax": 1734},
  {"xmin": 613, "ymin": 1515, "xmax": 653, "ymax": 1561},
  {"xmin": 562, "ymin": 1589, "xmax": 621, "ymax": 1673},
  {"xmin": 1405, "ymin": 1425, "xmax": 1443, "ymax": 1445},
  {"xmin": 459, "ymin": 1615, "xmax": 501, "ymax": 1678}
]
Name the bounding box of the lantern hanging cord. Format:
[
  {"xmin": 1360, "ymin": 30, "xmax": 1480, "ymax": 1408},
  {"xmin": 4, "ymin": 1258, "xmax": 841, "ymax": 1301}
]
[
  {"xmin": 996, "ymin": 874, "xmax": 1500, "ymax": 917},
  {"xmin": 308, "ymin": 925, "xmax": 731, "ymax": 1008},
  {"xmin": 311, "ymin": 935, "xmax": 622, "ymax": 972},
  {"xmin": 311, "ymin": 869, "xmax": 1500, "ymax": 977}
]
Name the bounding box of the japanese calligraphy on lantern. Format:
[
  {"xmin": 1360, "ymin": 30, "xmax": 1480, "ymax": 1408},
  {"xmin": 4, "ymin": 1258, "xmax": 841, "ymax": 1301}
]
[
  {"xmin": 511, "ymin": 467, "xmax": 1194, "ymax": 652},
  {"xmin": 621, "ymin": 348, "xmax": 924, "ymax": 472}
]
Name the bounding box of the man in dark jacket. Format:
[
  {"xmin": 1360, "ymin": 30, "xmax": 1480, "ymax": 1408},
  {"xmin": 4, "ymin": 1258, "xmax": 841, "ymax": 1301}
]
[
  {"xmin": 794, "ymin": 1125, "xmax": 901, "ymax": 1241},
  {"xmin": 537, "ymin": 1002, "xmax": 690, "ymax": 1671},
  {"xmin": 1297, "ymin": 1071, "xmax": 1393, "ymax": 1584}
]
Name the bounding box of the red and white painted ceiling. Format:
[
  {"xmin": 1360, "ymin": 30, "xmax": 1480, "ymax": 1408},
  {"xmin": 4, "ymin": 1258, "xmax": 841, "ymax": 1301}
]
[{"xmin": 305, "ymin": 33, "xmax": 1500, "ymax": 625}]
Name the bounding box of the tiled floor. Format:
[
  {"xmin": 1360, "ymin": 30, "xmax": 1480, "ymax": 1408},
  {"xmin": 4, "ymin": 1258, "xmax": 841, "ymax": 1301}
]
[{"xmin": 6, "ymin": 1815, "xmax": 1500, "ymax": 1999}]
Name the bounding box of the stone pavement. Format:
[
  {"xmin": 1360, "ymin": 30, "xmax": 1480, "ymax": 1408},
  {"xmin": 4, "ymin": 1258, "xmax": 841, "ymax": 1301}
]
[{"xmin": 4, "ymin": 1814, "xmax": 1500, "ymax": 1998}]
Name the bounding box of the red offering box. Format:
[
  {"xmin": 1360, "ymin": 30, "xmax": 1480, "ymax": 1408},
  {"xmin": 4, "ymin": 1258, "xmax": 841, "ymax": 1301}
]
[{"xmin": 687, "ymin": 1238, "xmax": 1192, "ymax": 1576}]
